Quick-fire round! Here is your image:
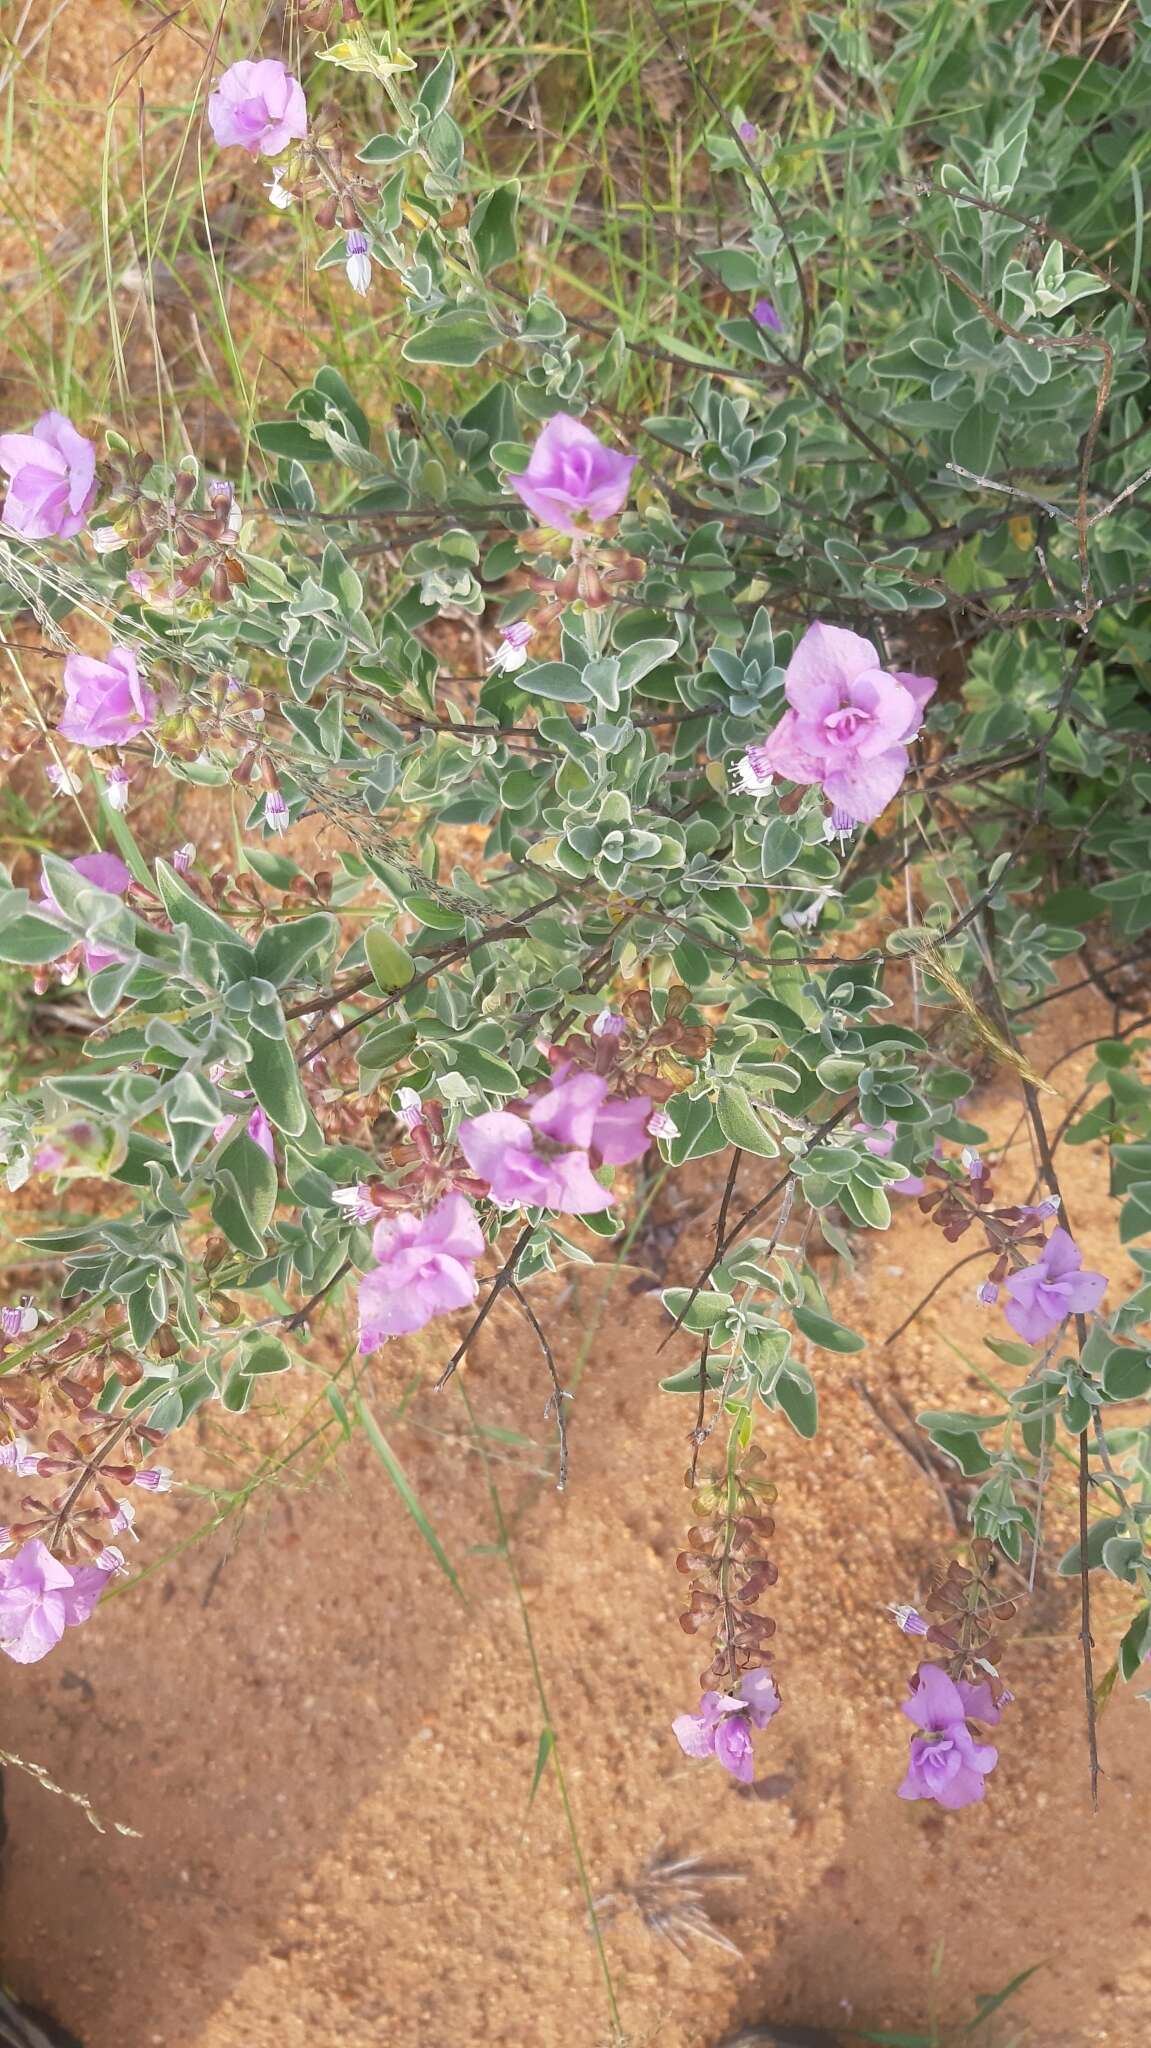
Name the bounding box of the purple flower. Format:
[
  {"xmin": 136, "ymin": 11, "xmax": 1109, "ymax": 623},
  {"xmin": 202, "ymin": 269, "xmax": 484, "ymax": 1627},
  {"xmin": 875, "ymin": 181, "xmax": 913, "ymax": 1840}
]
[
  {"xmin": 898, "ymin": 1663, "xmax": 999, "ymax": 1810},
  {"xmin": 0, "ymin": 1537, "xmax": 120, "ymax": 1665},
  {"xmin": 672, "ymin": 1668, "xmax": 781, "ymax": 1784},
  {"xmin": 133, "ymin": 1466, "xmax": 172, "ymax": 1492},
  {"xmin": 489, "ymin": 620, "xmax": 535, "ymax": 675},
  {"xmin": 754, "ymin": 623, "xmax": 936, "ymax": 826},
  {"xmin": 977, "ymin": 1279, "xmax": 1000, "ymax": 1307},
  {"xmin": 591, "ymin": 1008, "xmax": 625, "ymax": 1040},
  {"xmin": 207, "ymin": 58, "xmax": 308, "ymax": 158},
  {"xmin": 358, "ymin": 1193, "xmax": 485, "ymax": 1348},
  {"xmin": 344, "ymin": 230, "xmax": 373, "ymax": 295},
  {"xmin": 1002, "ymin": 1227, "xmax": 1107, "ymax": 1344},
  {"xmin": 732, "ymin": 742, "xmax": 773, "ymax": 795},
  {"xmin": 888, "ymin": 1603, "xmax": 930, "ymax": 1637},
  {"xmin": 506, "ymin": 414, "xmax": 636, "ymax": 535},
  {"xmin": 459, "ymin": 1071, "xmax": 652, "ymax": 1216},
  {"xmin": 753, "ymin": 297, "xmax": 783, "ymax": 334},
  {"xmin": 738, "ymin": 120, "xmax": 759, "ymax": 144},
  {"xmin": 0, "ymin": 411, "xmax": 96, "ymax": 542},
  {"xmin": 0, "ymin": 1304, "xmax": 37, "ymax": 1339},
  {"xmin": 58, "ymin": 644, "xmax": 156, "ymax": 749},
  {"xmin": 333, "ymin": 1183, "xmax": 382, "ymax": 1227},
  {"xmin": 172, "ymin": 842, "xmax": 196, "ymax": 874},
  {"xmin": 264, "ymin": 789, "xmax": 289, "ymax": 834}
]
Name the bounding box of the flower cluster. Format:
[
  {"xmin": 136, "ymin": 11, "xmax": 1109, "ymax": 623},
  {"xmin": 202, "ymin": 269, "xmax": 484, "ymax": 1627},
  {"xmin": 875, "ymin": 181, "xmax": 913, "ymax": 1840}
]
[
  {"xmin": 898, "ymin": 1663, "xmax": 1003, "ymax": 1810},
  {"xmin": 672, "ymin": 1669, "xmax": 781, "ymax": 1784}
]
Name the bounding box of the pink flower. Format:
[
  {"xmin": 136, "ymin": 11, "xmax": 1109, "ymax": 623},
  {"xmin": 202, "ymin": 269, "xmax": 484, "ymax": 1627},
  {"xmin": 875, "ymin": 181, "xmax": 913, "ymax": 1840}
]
[
  {"xmin": 358, "ymin": 1193, "xmax": 485, "ymax": 1347},
  {"xmin": 756, "ymin": 623, "xmax": 936, "ymax": 825},
  {"xmin": 672, "ymin": 1668, "xmax": 781, "ymax": 1784},
  {"xmin": 1002, "ymin": 1227, "xmax": 1107, "ymax": 1345},
  {"xmin": 40, "ymin": 850, "xmax": 131, "ymax": 976},
  {"xmin": 0, "ymin": 411, "xmax": 96, "ymax": 541},
  {"xmin": 459, "ymin": 1072, "xmax": 651, "ymax": 1216},
  {"xmin": 207, "ymin": 58, "xmax": 308, "ymax": 158},
  {"xmin": 506, "ymin": 414, "xmax": 636, "ymax": 535},
  {"xmin": 246, "ymin": 1106, "xmax": 275, "ymax": 1162},
  {"xmin": 0, "ymin": 1538, "xmax": 120, "ymax": 1665},
  {"xmin": 58, "ymin": 644, "xmax": 156, "ymax": 749},
  {"xmin": 898, "ymin": 1663, "xmax": 999, "ymax": 1810},
  {"xmin": 753, "ymin": 297, "xmax": 782, "ymax": 334}
]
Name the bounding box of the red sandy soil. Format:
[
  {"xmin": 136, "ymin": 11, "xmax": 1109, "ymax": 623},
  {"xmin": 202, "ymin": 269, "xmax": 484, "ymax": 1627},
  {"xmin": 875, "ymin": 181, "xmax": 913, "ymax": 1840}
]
[{"xmin": 0, "ymin": 983, "xmax": 1149, "ymax": 2048}]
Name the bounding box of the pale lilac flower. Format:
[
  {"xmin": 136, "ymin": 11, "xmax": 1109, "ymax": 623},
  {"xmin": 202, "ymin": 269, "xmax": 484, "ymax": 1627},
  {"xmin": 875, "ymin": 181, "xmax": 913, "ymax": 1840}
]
[
  {"xmin": 591, "ymin": 1008, "xmax": 625, "ymax": 1040},
  {"xmin": 358, "ymin": 1193, "xmax": 485, "ymax": 1347},
  {"xmin": 754, "ymin": 624, "xmax": 936, "ymax": 826},
  {"xmin": 207, "ymin": 58, "xmax": 308, "ymax": 158},
  {"xmin": 265, "ymin": 169, "xmax": 294, "ymax": 210},
  {"xmin": 172, "ymin": 842, "xmax": 196, "ymax": 874},
  {"xmin": 264, "ymin": 789, "xmax": 289, "ymax": 834},
  {"xmin": 888, "ymin": 1603, "xmax": 930, "ymax": 1637},
  {"xmin": 853, "ymin": 1119, "xmax": 924, "ymax": 1195},
  {"xmin": 58, "ymin": 644, "xmax": 156, "ymax": 749},
  {"xmin": 105, "ymin": 765, "xmax": 131, "ymax": 812},
  {"xmin": 753, "ymin": 297, "xmax": 783, "ymax": 334},
  {"xmin": 0, "ymin": 1538, "xmax": 120, "ymax": 1665},
  {"xmin": 90, "ymin": 524, "xmax": 124, "ymax": 555},
  {"xmin": 1002, "ymin": 1227, "xmax": 1107, "ymax": 1344},
  {"xmin": 977, "ymin": 1279, "xmax": 1000, "ymax": 1306},
  {"xmin": 126, "ymin": 568, "xmax": 152, "ymax": 598},
  {"xmin": 395, "ymin": 1086, "xmax": 424, "ymax": 1131},
  {"xmin": 332, "ymin": 1183, "xmax": 382, "ymax": 1227},
  {"xmin": 647, "ymin": 1108, "xmax": 677, "ymax": 1141},
  {"xmin": 738, "ymin": 120, "xmax": 758, "ymax": 144},
  {"xmin": 46, "ymin": 761, "xmax": 83, "ymax": 797},
  {"xmin": 344, "ymin": 230, "xmax": 373, "ymax": 295},
  {"xmin": 506, "ymin": 414, "xmax": 636, "ymax": 535},
  {"xmin": 488, "ymin": 620, "xmax": 535, "ymax": 674},
  {"xmin": 0, "ymin": 1438, "xmax": 41, "ymax": 1476},
  {"xmin": 672, "ymin": 1668, "xmax": 781, "ymax": 1784},
  {"xmin": 108, "ymin": 1499, "xmax": 138, "ymax": 1540},
  {"xmin": 0, "ymin": 1304, "xmax": 37, "ymax": 1339},
  {"xmin": 732, "ymin": 742, "xmax": 773, "ymax": 795},
  {"xmin": 0, "ymin": 412, "xmax": 96, "ymax": 541},
  {"xmin": 133, "ymin": 1467, "xmax": 172, "ymax": 1492},
  {"xmin": 898, "ymin": 1663, "xmax": 999, "ymax": 1810}
]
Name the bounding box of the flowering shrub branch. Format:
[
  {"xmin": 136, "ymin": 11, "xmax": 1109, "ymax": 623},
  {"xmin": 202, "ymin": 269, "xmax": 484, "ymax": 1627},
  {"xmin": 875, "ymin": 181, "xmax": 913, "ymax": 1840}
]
[{"xmin": 1, "ymin": 9, "xmax": 1150, "ymax": 1848}]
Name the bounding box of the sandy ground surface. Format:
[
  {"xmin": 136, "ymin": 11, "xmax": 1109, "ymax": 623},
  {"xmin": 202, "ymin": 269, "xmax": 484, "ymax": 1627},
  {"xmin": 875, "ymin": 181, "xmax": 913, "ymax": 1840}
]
[{"xmin": 0, "ymin": 983, "xmax": 1149, "ymax": 2048}]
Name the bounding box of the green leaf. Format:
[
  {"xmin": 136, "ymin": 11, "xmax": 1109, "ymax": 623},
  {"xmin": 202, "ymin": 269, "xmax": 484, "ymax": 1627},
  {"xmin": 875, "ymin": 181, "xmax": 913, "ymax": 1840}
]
[
  {"xmin": 253, "ymin": 913, "xmax": 335, "ymax": 988},
  {"xmin": 0, "ymin": 914, "xmax": 72, "ymax": 965},
  {"xmin": 792, "ymin": 1304, "xmax": 865, "ymax": 1353},
  {"xmin": 1058, "ymin": 1514, "xmax": 1126, "ymax": 1578},
  {"xmin": 358, "ymin": 1399, "xmax": 467, "ymax": 1604},
  {"xmin": 716, "ymin": 1083, "xmax": 778, "ymax": 1157},
  {"xmin": 1101, "ymin": 1346, "xmax": 1151, "ymax": 1402},
  {"xmin": 776, "ymin": 1370, "xmax": 818, "ymax": 1438},
  {"xmin": 154, "ymin": 858, "xmax": 239, "ymax": 947},
  {"xmin": 402, "ymin": 317, "xmax": 503, "ymax": 367},
  {"xmin": 471, "ymin": 182, "xmax": 520, "ymax": 272},
  {"xmin": 241, "ymin": 1334, "xmax": 291, "ymax": 1375},
  {"xmin": 245, "ymin": 1031, "xmax": 308, "ymax": 1137},
  {"xmin": 211, "ymin": 1130, "xmax": 278, "ymax": 1257},
  {"xmin": 365, "ymin": 926, "xmax": 415, "ymax": 992},
  {"xmin": 449, "ymin": 1042, "xmax": 522, "ymax": 1093}
]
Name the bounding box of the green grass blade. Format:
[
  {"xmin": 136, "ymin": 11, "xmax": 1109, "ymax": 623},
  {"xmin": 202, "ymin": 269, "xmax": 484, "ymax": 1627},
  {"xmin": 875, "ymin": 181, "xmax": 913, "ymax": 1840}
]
[{"xmin": 358, "ymin": 1396, "xmax": 468, "ymax": 1605}]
